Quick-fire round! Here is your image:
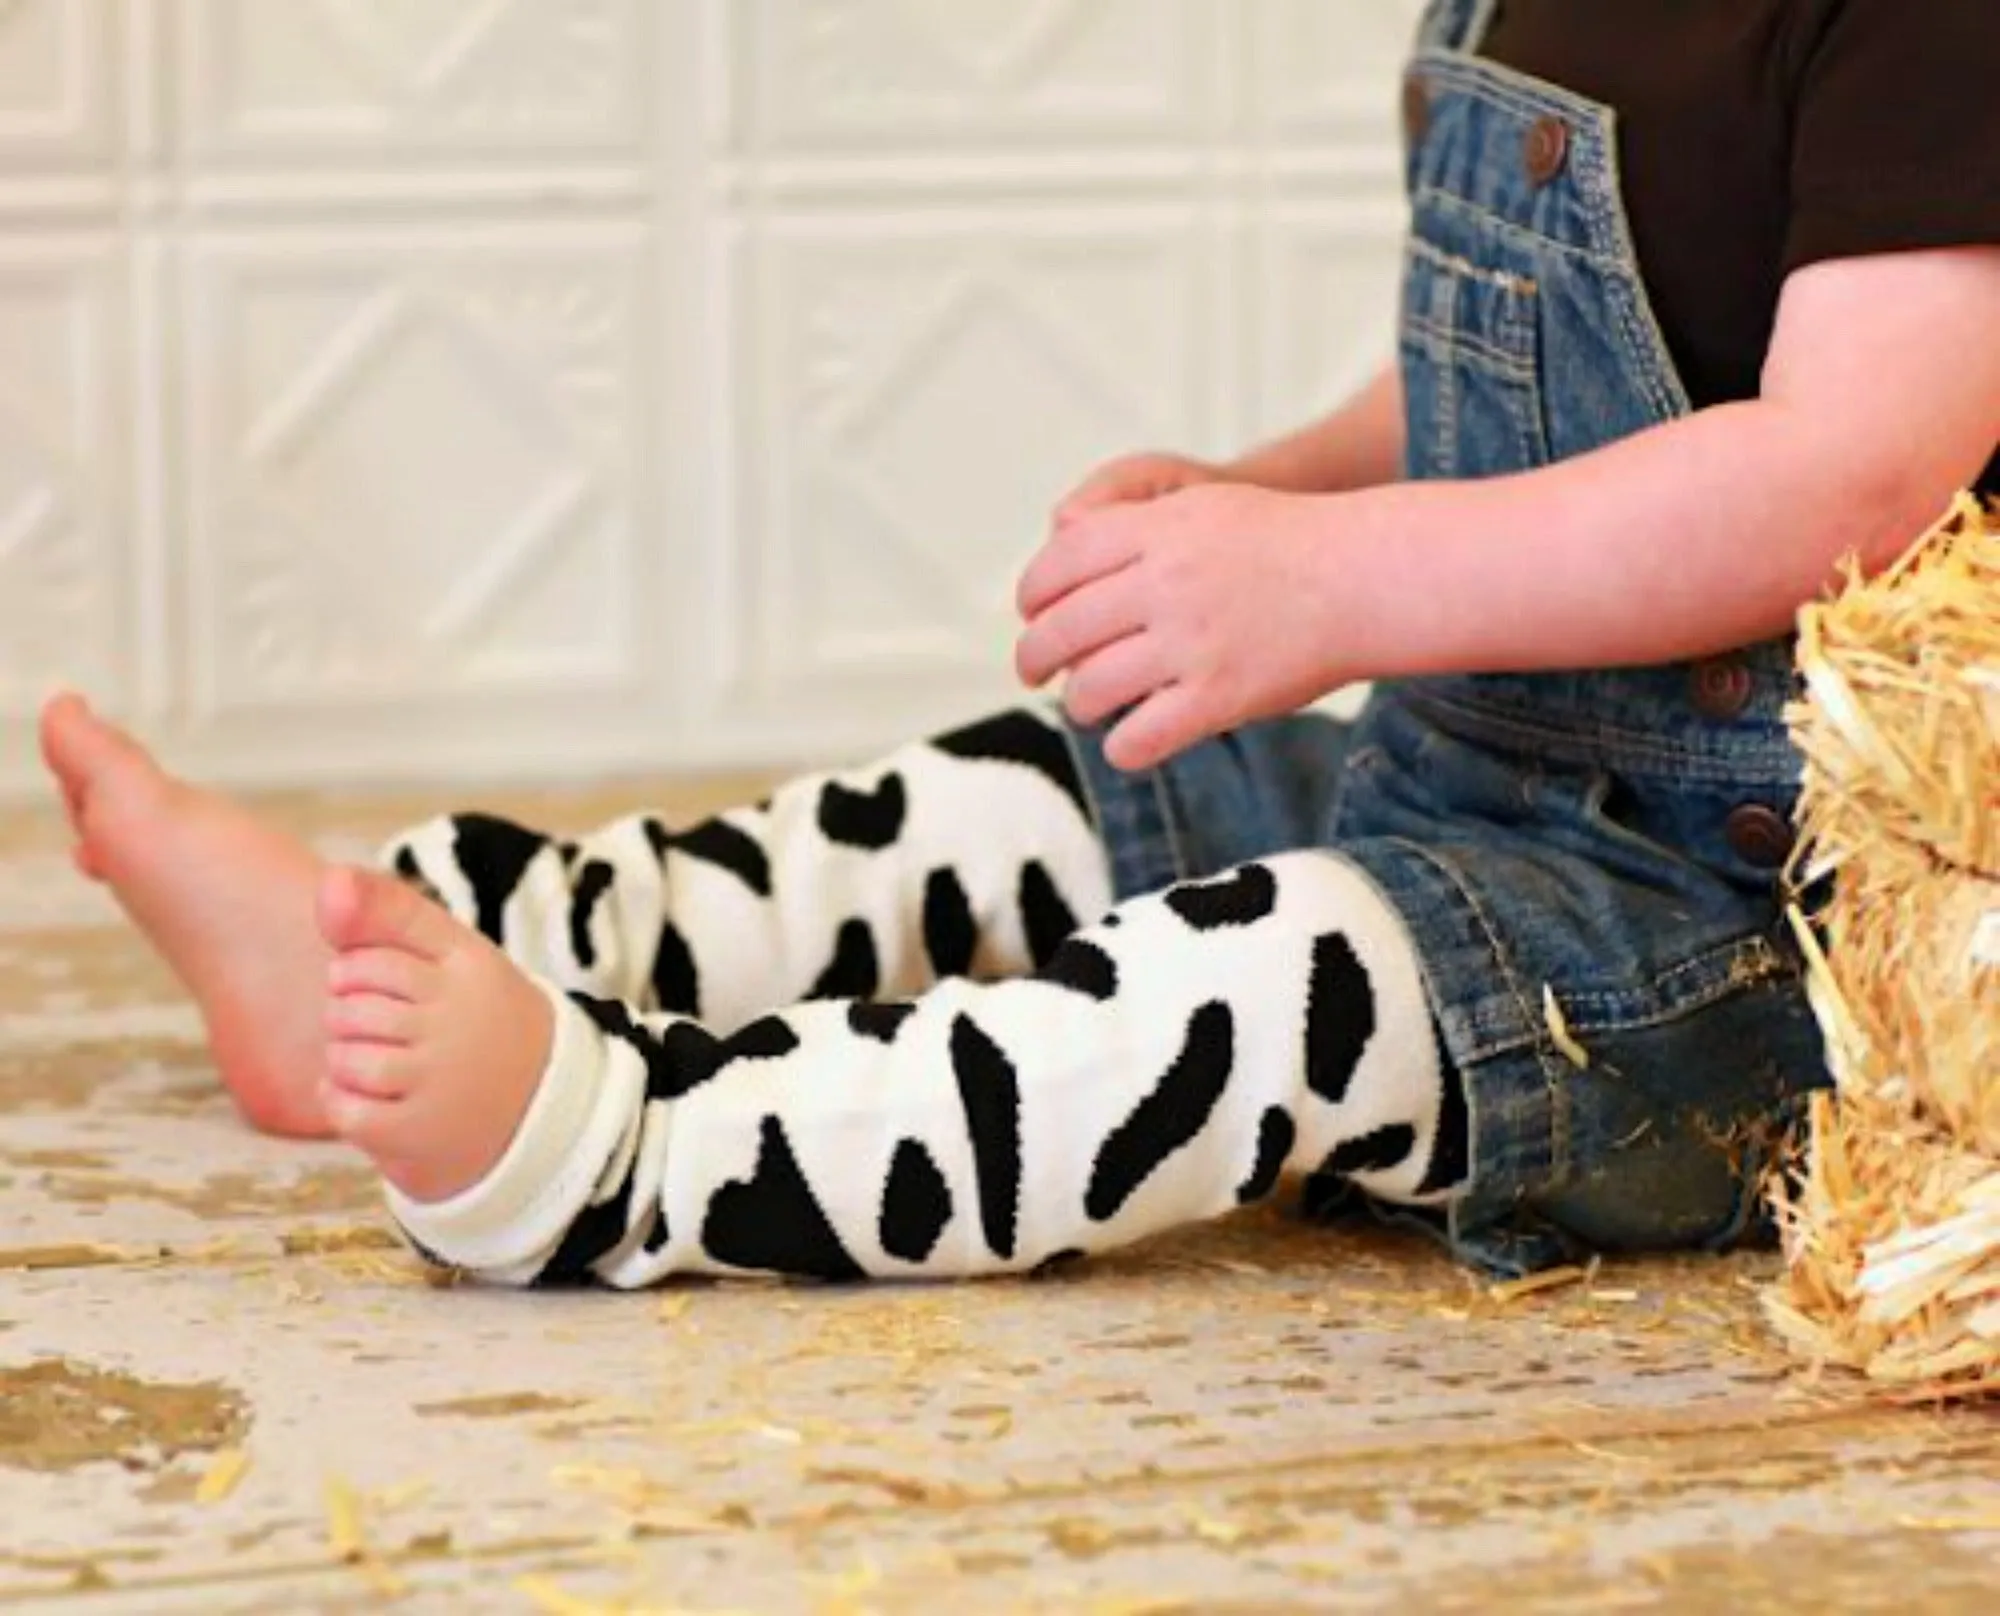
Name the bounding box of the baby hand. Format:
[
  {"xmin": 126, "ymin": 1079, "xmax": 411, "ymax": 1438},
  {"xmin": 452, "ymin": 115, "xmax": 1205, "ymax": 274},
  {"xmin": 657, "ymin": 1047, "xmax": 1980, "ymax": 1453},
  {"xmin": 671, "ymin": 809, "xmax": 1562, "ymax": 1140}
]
[
  {"xmin": 1051, "ymin": 450, "xmax": 1226, "ymax": 528},
  {"xmin": 1015, "ymin": 483, "xmax": 1353, "ymax": 771}
]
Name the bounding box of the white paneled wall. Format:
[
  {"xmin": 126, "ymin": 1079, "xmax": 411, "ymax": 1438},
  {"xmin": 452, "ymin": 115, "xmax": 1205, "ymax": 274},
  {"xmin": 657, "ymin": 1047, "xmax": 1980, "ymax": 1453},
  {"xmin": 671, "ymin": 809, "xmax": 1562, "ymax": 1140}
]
[{"xmin": 0, "ymin": 0, "xmax": 1420, "ymax": 797}]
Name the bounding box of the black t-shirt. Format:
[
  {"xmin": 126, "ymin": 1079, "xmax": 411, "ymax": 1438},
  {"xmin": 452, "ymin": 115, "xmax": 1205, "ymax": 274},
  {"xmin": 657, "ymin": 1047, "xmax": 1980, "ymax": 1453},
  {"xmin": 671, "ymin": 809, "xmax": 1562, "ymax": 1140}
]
[{"xmin": 1481, "ymin": 0, "xmax": 2000, "ymax": 495}]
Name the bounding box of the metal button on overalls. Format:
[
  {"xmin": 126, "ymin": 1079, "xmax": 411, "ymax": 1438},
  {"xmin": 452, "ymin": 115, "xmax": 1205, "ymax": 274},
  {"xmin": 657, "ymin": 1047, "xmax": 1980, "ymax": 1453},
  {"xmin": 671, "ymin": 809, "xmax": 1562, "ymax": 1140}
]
[
  {"xmin": 1523, "ymin": 116, "xmax": 1569, "ymax": 185},
  {"xmin": 1690, "ymin": 657, "xmax": 1753, "ymax": 720},
  {"xmin": 1724, "ymin": 804, "xmax": 1795, "ymax": 869}
]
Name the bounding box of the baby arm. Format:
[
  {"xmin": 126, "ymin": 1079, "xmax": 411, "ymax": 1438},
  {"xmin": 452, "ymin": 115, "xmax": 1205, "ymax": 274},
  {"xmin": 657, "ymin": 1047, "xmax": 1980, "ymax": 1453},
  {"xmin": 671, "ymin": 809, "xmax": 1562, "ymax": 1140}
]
[
  {"xmin": 1348, "ymin": 247, "xmax": 2000, "ymax": 678},
  {"xmin": 1018, "ymin": 247, "xmax": 2000, "ymax": 770}
]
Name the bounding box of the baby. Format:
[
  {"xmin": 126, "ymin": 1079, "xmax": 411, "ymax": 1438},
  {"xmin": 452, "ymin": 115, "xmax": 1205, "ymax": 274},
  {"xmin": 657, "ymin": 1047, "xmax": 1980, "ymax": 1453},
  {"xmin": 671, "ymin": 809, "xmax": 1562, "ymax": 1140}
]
[{"xmin": 40, "ymin": 0, "xmax": 2000, "ymax": 1288}]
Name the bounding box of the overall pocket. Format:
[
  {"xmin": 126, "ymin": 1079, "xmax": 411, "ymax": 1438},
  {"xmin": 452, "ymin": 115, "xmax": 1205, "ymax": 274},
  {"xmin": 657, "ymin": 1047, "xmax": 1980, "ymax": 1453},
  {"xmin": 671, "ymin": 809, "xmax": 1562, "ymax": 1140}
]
[{"xmin": 1398, "ymin": 234, "xmax": 1552, "ymax": 480}]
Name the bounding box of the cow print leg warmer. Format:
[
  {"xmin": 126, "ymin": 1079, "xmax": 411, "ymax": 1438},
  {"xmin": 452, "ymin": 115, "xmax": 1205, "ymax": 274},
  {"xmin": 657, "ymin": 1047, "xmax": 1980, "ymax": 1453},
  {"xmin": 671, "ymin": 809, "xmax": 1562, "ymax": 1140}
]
[
  {"xmin": 386, "ymin": 849, "xmax": 1467, "ymax": 1288},
  {"xmin": 378, "ymin": 707, "xmax": 1113, "ymax": 1035}
]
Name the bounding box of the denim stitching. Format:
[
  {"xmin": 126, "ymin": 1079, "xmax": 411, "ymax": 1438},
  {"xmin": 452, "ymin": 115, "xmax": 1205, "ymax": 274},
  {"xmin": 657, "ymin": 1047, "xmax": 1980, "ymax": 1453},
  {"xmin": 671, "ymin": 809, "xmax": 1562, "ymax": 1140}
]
[
  {"xmin": 1408, "ymin": 235, "xmax": 1540, "ymax": 294},
  {"xmin": 1414, "ymin": 187, "xmax": 1628, "ymax": 274},
  {"xmin": 1352, "ymin": 825, "xmax": 1537, "ymax": 1059},
  {"xmin": 1463, "ymin": 0, "xmax": 1501, "ymax": 51},
  {"xmin": 1404, "ymin": 318, "xmax": 1539, "ymax": 378},
  {"xmin": 1548, "ymin": 937, "xmax": 1793, "ymax": 1032},
  {"xmin": 1403, "ymin": 691, "xmax": 1801, "ymax": 786},
  {"xmin": 1592, "ymin": 121, "xmax": 1694, "ymax": 422},
  {"xmin": 1151, "ymin": 764, "xmax": 1192, "ymax": 888}
]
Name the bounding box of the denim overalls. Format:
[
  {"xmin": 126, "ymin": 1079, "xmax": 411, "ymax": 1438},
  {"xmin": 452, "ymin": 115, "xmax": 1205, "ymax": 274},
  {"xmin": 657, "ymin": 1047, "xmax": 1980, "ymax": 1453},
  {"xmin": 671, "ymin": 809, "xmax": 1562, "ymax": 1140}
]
[{"xmin": 1065, "ymin": 0, "xmax": 1831, "ymax": 1277}]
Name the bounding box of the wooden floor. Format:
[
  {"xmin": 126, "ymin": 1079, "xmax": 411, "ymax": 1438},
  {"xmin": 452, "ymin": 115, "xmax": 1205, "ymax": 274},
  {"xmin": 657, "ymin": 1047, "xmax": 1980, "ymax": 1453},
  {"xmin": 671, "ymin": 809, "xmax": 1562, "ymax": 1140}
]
[{"xmin": 2, "ymin": 784, "xmax": 1996, "ymax": 1614}]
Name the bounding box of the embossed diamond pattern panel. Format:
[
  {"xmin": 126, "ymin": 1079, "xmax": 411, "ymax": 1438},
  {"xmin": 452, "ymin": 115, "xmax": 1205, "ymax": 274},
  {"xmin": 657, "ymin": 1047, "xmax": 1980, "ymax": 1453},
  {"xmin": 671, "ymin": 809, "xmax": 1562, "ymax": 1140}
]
[
  {"xmin": 1256, "ymin": 200, "xmax": 1408, "ymax": 445},
  {"xmin": 185, "ymin": 230, "xmax": 648, "ymax": 711},
  {"xmin": 180, "ymin": 0, "xmax": 648, "ymax": 160},
  {"xmin": 733, "ymin": 0, "xmax": 1223, "ymax": 149},
  {"xmin": 0, "ymin": 0, "xmax": 117, "ymax": 161},
  {"xmin": 0, "ymin": 1, "xmax": 1419, "ymax": 794},
  {"xmin": 732, "ymin": 212, "xmax": 1212, "ymax": 717},
  {"xmin": 1253, "ymin": 0, "xmax": 1428, "ymax": 141},
  {"xmin": 0, "ymin": 242, "xmax": 130, "ymax": 720}
]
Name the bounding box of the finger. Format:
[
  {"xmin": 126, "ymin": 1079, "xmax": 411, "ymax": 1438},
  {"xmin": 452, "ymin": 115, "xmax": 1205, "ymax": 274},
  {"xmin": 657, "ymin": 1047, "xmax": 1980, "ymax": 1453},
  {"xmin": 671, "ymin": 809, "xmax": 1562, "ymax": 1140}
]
[
  {"xmin": 1104, "ymin": 685, "xmax": 1214, "ymax": 773},
  {"xmin": 1052, "ymin": 470, "xmax": 1134, "ymax": 527},
  {"xmin": 1015, "ymin": 576, "xmax": 1149, "ymax": 688},
  {"xmin": 1061, "ymin": 634, "xmax": 1171, "ymax": 729},
  {"xmin": 1055, "ymin": 464, "xmax": 1188, "ymax": 527},
  {"xmin": 1016, "ymin": 510, "xmax": 1143, "ymax": 621}
]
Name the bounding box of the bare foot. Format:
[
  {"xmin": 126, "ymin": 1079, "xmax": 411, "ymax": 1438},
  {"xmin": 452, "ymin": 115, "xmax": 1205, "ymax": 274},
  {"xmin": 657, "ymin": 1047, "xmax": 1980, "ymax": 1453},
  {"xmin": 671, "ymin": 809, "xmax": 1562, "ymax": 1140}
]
[
  {"xmin": 317, "ymin": 866, "xmax": 553, "ymax": 1204},
  {"xmin": 39, "ymin": 693, "xmax": 334, "ymax": 1138}
]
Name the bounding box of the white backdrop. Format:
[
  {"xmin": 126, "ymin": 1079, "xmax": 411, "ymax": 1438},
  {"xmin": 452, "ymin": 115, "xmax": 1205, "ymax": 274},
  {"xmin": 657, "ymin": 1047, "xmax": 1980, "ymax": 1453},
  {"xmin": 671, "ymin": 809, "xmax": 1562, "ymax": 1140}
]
[{"xmin": 0, "ymin": 0, "xmax": 1420, "ymax": 797}]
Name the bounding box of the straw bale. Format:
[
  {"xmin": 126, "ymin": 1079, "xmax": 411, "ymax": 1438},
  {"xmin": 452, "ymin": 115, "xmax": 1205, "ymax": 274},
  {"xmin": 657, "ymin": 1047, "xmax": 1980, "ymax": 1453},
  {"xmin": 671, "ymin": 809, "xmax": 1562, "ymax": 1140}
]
[{"xmin": 1768, "ymin": 494, "xmax": 2000, "ymax": 1398}]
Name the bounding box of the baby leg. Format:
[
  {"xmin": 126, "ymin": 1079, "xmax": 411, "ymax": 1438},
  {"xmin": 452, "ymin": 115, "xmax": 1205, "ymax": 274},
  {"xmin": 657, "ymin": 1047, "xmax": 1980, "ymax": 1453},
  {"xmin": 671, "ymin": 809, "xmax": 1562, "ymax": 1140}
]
[
  {"xmin": 317, "ymin": 850, "xmax": 1466, "ymax": 1285},
  {"xmin": 382, "ymin": 709, "xmax": 1111, "ymax": 1033}
]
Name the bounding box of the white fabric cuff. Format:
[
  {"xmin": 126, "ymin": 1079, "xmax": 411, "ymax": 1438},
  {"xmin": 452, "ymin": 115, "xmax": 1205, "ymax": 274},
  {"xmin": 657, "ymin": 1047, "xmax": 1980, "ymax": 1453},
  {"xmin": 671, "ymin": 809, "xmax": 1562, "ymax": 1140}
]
[{"xmin": 386, "ymin": 979, "xmax": 641, "ymax": 1279}]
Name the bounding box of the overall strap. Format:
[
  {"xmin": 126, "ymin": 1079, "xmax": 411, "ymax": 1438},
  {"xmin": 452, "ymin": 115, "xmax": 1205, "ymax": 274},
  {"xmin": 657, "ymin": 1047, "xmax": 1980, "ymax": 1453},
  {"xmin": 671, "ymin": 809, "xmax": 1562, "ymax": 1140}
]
[{"xmin": 1415, "ymin": 0, "xmax": 1500, "ymax": 53}]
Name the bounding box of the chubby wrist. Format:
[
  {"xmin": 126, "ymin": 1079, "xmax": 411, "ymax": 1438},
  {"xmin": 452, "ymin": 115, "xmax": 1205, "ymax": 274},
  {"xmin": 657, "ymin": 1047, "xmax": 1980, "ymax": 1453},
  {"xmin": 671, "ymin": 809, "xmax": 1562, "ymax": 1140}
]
[{"xmin": 1297, "ymin": 486, "xmax": 1425, "ymax": 684}]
